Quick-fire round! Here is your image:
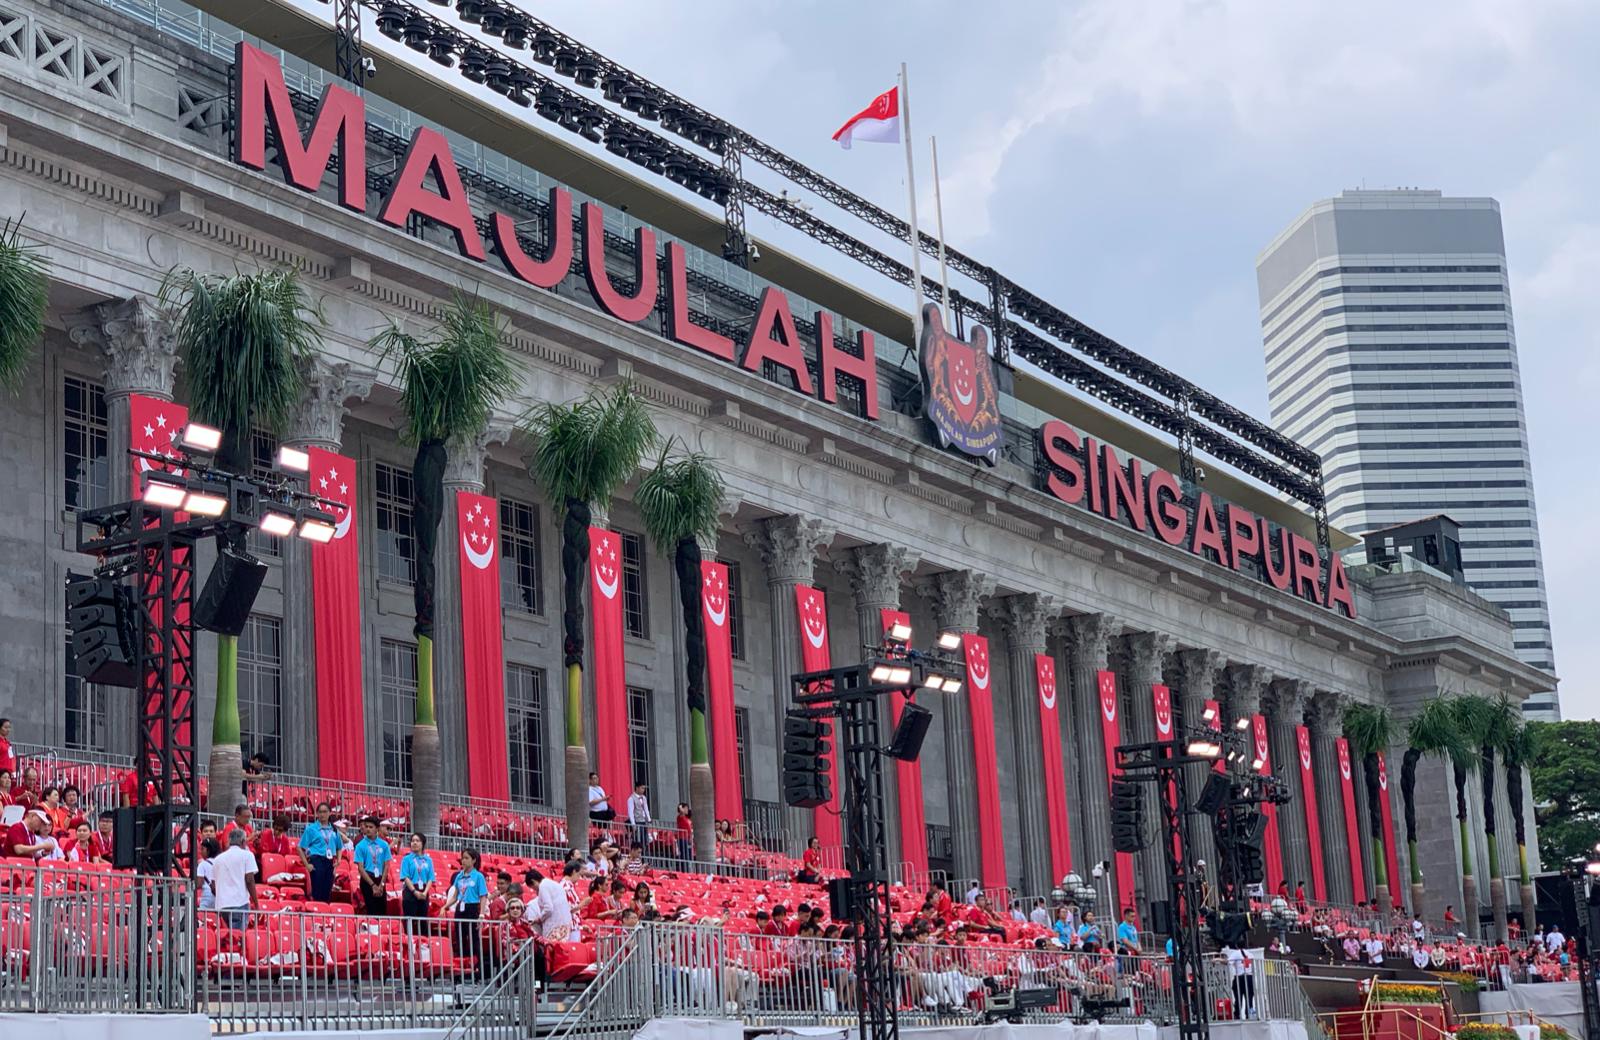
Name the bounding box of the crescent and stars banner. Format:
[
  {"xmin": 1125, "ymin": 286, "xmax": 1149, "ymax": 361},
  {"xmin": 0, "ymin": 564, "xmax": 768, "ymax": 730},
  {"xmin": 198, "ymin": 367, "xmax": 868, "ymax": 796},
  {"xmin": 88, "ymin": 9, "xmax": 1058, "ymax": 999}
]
[
  {"xmin": 1153, "ymin": 684, "xmax": 1180, "ymax": 865},
  {"xmin": 1295, "ymin": 724, "xmax": 1326, "ymax": 901},
  {"xmin": 796, "ymin": 584, "xmax": 839, "ymax": 847},
  {"xmin": 962, "ymin": 633, "xmax": 1006, "ymax": 891},
  {"xmin": 1335, "ymin": 736, "xmax": 1367, "ymax": 903},
  {"xmin": 589, "ymin": 527, "xmax": 632, "ymax": 812},
  {"xmin": 129, "ymin": 394, "xmax": 191, "ymax": 762},
  {"xmin": 881, "ymin": 609, "xmax": 927, "ymax": 877},
  {"xmin": 1097, "ymin": 670, "xmax": 1135, "ymax": 914},
  {"xmin": 702, "ymin": 561, "xmax": 743, "ymax": 821},
  {"xmin": 1377, "ymin": 751, "xmax": 1401, "ymax": 906},
  {"xmin": 457, "ymin": 492, "xmax": 509, "ymax": 802},
  {"xmin": 307, "ymin": 446, "xmax": 365, "ymax": 783},
  {"xmin": 1035, "ymin": 653, "xmax": 1073, "ymax": 880},
  {"xmin": 1251, "ymin": 714, "xmax": 1284, "ymax": 893}
]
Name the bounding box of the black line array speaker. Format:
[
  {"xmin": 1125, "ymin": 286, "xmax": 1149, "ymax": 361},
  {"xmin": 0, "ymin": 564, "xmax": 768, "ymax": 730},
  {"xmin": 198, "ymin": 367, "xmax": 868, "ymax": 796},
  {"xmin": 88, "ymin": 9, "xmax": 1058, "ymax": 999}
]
[
  {"xmin": 828, "ymin": 876, "xmax": 855, "ymax": 920},
  {"xmin": 66, "ymin": 572, "xmax": 138, "ymax": 686},
  {"xmin": 195, "ymin": 547, "xmax": 268, "ymax": 636},
  {"xmin": 886, "ymin": 702, "xmax": 933, "ymax": 762}
]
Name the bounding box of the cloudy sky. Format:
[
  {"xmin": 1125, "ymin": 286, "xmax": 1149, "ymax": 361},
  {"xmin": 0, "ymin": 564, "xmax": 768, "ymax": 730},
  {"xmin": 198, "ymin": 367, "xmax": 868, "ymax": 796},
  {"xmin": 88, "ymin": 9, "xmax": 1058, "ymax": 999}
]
[{"xmin": 350, "ymin": 0, "xmax": 1599, "ymax": 715}]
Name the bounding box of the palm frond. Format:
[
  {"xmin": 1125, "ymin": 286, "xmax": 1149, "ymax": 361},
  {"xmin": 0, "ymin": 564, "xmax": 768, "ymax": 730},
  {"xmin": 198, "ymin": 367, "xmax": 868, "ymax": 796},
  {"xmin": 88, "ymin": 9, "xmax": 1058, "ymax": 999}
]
[
  {"xmin": 1406, "ymin": 696, "xmax": 1466, "ymax": 761},
  {"xmin": 634, "ymin": 441, "xmax": 725, "ymax": 553},
  {"xmin": 1342, "ymin": 702, "xmax": 1392, "ymax": 755},
  {"xmin": 522, "ymin": 382, "xmax": 658, "ymax": 508},
  {"xmin": 1502, "ymin": 719, "xmax": 1532, "ymax": 769},
  {"xmin": 1482, "ymin": 695, "xmax": 1518, "ymax": 752},
  {"xmin": 1448, "ymin": 694, "xmax": 1496, "ymax": 748},
  {"xmin": 160, "ymin": 265, "xmax": 321, "ymax": 442},
  {"xmin": 372, "ymin": 294, "xmax": 517, "ymax": 445},
  {"xmin": 0, "ymin": 218, "xmax": 49, "ymax": 395}
]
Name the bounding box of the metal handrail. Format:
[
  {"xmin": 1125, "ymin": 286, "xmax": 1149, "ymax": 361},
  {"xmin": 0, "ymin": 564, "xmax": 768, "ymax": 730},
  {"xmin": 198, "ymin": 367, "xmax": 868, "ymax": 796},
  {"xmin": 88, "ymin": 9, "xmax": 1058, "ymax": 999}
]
[{"xmin": 440, "ymin": 934, "xmax": 541, "ymax": 1040}]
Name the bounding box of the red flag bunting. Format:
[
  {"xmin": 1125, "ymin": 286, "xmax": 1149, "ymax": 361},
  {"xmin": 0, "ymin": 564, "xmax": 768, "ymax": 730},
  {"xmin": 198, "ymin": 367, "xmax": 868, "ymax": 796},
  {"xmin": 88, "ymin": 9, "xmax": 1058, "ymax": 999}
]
[
  {"xmin": 1035, "ymin": 654, "xmax": 1073, "ymax": 880},
  {"xmin": 457, "ymin": 491, "xmax": 509, "ymax": 802},
  {"xmin": 308, "ymin": 447, "xmax": 364, "ymax": 783},
  {"xmin": 589, "ymin": 528, "xmax": 631, "ymax": 813},
  {"xmin": 1097, "ymin": 670, "xmax": 1135, "ymax": 914},
  {"xmin": 795, "ymin": 584, "xmax": 838, "ymax": 846},
  {"xmin": 1335, "ymin": 737, "xmax": 1367, "ymax": 903},
  {"xmin": 881, "ymin": 609, "xmax": 927, "ymax": 878},
  {"xmin": 1377, "ymin": 751, "xmax": 1401, "ymax": 907},
  {"xmin": 1295, "ymin": 725, "xmax": 1326, "ymax": 902},
  {"xmin": 962, "ymin": 633, "xmax": 1006, "ymax": 890},
  {"xmin": 702, "ymin": 561, "xmax": 743, "ymax": 821}
]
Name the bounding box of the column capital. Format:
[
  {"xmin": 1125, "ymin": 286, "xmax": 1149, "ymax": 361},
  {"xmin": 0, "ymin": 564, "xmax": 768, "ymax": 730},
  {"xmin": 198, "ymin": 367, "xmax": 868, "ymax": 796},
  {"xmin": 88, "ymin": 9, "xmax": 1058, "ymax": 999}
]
[
  {"xmin": 916, "ymin": 569, "xmax": 995, "ymax": 634},
  {"xmin": 994, "ymin": 593, "xmax": 1060, "ymax": 651},
  {"xmin": 743, "ymin": 515, "xmax": 835, "ymax": 585},
  {"xmin": 1304, "ymin": 690, "xmax": 1347, "ymax": 731},
  {"xmin": 443, "ymin": 423, "xmax": 514, "ymax": 491},
  {"xmin": 68, "ymin": 296, "xmax": 179, "ymax": 399},
  {"xmin": 1266, "ymin": 677, "xmax": 1314, "ymax": 717},
  {"xmin": 286, "ymin": 355, "xmax": 375, "ymax": 449},
  {"xmin": 1224, "ymin": 662, "xmax": 1271, "ymax": 719},
  {"xmin": 1176, "ymin": 648, "xmax": 1225, "ymax": 695},
  {"xmin": 1065, "ymin": 612, "xmax": 1121, "ymax": 665},
  {"xmin": 1123, "ymin": 631, "xmax": 1178, "ymax": 679},
  {"xmin": 835, "ymin": 543, "xmax": 920, "ymax": 609}
]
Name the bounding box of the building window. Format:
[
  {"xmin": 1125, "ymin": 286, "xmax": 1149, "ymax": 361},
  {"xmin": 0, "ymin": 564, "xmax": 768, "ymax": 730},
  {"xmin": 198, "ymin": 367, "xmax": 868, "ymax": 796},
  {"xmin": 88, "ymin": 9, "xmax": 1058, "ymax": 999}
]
[
  {"xmin": 627, "ymin": 686, "xmax": 654, "ymax": 791},
  {"xmin": 722, "ymin": 560, "xmax": 745, "ymax": 660},
  {"xmin": 500, "ymin": 498, "xmax": 543, "ymax": 615},
  {"xmin": 248, "ymin": 431, "xmax": 281, "ymax": 557},
  {"xmin": 379, "ymin": 639, "xmax": 418, "ymax": 787},
  {"xmin": 734, "ymin": 706, "xmax": 752, "ymax": 803},
  {"xmin": 63, "ymin": 376, "xmax": 109, "ymax": 512},
  {"xmin": 506, "ymin": 664, "xmax": 547, "ymax": 806},
  {"xmin": 237, "ymin": 615, "xmax": 282, "ymax": 767},
  {"xmin": 620, "ymin": 531, "xmax": 648, "ymax": 638},
  {"xmin": 375, "ymin": 462, "xmax": 416, "ymax": 585},
  {"xmin": 63, "ymin": 638, "xmax": 110, "ymax": 753}
]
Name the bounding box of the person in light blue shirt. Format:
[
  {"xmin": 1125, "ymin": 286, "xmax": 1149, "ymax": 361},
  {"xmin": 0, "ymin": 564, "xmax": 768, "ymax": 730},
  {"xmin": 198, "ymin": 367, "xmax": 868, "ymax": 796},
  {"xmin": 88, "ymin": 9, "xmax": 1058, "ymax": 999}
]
[
  {"xmin": 445, "ymin": 847, "xmax": 488, "ymax": 968},
  {"xmin": 1115, "ymin": 909, "xmax": 1142, "ymax": 954},
  {"xmin": 400, "ymin": 832, "xmax": 435, "ymax": 933},
  {"xmin": 352, "ymin": 816, "xmax": 392, "ymax": 916},
  {"xmin": 296, "ymin": 802, "xmax": 343, "ymax": 903},
  {"xmin": 1076, "ymin": 910, "xmax": 1102, "ymax": 947}
]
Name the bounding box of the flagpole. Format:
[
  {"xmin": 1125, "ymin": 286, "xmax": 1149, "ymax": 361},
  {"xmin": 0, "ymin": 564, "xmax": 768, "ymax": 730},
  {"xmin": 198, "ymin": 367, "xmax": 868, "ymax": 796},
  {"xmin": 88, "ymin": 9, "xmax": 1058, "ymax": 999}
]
[
  {"xmin": 930, "ymin": 135, "xmax": 951, "ymax": 326},
  {"xmin": 900, "ymin": 62, "xmax": 926, "ymax": 348}
]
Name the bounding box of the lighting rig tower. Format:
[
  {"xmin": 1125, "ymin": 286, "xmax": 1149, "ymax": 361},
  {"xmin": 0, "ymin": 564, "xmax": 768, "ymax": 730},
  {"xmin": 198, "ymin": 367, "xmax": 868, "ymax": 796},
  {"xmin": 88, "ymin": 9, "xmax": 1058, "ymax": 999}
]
[
  {"xmin": 71, "ymin": 426, "xmax": 338, "ymax": 876},
  {"xmin": 1567, "ymin": 857, "xmax": 1600, "ymax": 1039},
  {"xmin": 787, "ymin": 620, "xmax": 956, "ymax": 1040},
  {"xmin": 333, "ymin": 0, "xmax": 368, "ymax": 87}
]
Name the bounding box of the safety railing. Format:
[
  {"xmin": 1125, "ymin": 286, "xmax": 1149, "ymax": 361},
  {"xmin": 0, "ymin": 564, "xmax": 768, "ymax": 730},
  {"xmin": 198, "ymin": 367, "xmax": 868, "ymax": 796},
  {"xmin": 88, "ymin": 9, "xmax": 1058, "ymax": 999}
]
[
  {"xmin": 439, "ymin": 933, "xmax": 541, "ymax": 1040},
  {"xmin": 0, "ymin": 863, "xmax": 194, "ymax": 1014}
]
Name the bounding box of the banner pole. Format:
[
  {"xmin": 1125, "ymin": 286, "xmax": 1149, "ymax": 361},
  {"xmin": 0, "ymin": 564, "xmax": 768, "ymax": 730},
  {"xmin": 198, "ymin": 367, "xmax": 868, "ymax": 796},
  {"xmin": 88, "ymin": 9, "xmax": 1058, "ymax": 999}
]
[
  {"xmin": 900, "ymin": 62, "xmax": 926, "ymax": 348},
  {"xmin": 931, "ymin": 135, "xmax": 952, "ymax": 326}
]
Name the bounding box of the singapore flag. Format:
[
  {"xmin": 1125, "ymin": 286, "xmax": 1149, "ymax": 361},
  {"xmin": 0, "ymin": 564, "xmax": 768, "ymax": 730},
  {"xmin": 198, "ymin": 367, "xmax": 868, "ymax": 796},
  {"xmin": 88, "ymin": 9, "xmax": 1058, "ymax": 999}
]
[{"xmin": 832, "ymin": 86, "xmax": 900, "ymax": 149}]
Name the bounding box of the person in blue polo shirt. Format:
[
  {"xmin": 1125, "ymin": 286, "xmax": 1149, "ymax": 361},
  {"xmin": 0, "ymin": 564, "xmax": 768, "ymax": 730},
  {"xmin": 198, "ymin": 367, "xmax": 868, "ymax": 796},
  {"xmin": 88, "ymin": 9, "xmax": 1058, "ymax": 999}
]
[
  {"xmin": 400, "ymin": 832, "xmax": 435, "ymax": 934},
  {"xmin": 296, "ymin": 802, "xmax": 344, "ymax": 903},
  {"xmin": 353, "ymin": 815, "xmax": 392, "ymax": 916},
  {"xmin": 445, "ymin": 847, "xmax": 488, "ymax": 966}
]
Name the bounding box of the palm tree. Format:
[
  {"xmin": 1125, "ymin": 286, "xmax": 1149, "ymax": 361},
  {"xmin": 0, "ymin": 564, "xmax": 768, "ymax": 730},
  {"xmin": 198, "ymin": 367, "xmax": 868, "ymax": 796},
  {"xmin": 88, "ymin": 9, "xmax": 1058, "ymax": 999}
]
[
  {"xmin": 372, "ymin": 296, "xmax": 516, "ymax": 838},
  {"xmin": 0, "ymin": 218, "xmax": 48, "ymax": 393},
  {"xmin": 1401, "ymin": 696, "xmax": 1467, "ymax": 915},
  {"xmin": 523, "ymin": 384, "xmax": 657, "ymax": 847},
  {"xmin": 161, "ymin": 267, "xmax": 319, "ymax": 812},
  {"xmin": 1503, "ymin": 718, "xmax": 1537, "ymax": 932},
  {"xmin": 1448, "ymin": 694, "xmax": 1494, "ymax": 937},
  {"xmin": 1478, "ymin": 695, "xmax": 1518, "ymax": 939},
  {"xmin": 1343, "ymin": 702, "xmax": 1393, "ymax": 909},
  {"xmin": 635, "ymin": 443, "xmax": 725, "ymax": 863}
]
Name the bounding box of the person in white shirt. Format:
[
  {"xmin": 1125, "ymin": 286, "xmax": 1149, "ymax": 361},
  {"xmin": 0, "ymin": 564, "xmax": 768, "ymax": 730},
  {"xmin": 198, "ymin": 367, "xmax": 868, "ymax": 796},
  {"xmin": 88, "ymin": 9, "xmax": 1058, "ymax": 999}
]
[
  {"xmin": 964, "ymin": 882, "xmax": 983, "ymax": 905},
  {"xmin": 626, "ymin": 783, "xmax": 651, "ymax": 851},
  {"xmin": 1224, "ymin": 945, "xmax": 1254, "ymax": 1019},
  {"xmin": 196, "ymin": 837, "xmax": 220, "ymax": 911},
  {"xmin": 1546, "ymin": 928, "xmax": 1566, "ymax": 954},
  {"xmin": 1029, "ymin": 899, "xmax": 1051, "ymax": 928},
  {"xmin": 1365, "ymin": 937, "xmax": 1385, "ymax": 965},
  {"xmin": 1412, "ymin": 946, "xmax": 1431, "ymax": 969},
  {"xmin": 587, "ymin": 773, "xmax": 614, "ymax": 822},
  {"xmin": 1411, "ymin": 915, "xmax": 1426, "ymax": 942},
  {"xmin": 524, "ymin": 864, "xmax": 575, "ymax": 942},
  {"xmin": 211, "ymin": 829, "xmax": 259, "ymax": 931}
]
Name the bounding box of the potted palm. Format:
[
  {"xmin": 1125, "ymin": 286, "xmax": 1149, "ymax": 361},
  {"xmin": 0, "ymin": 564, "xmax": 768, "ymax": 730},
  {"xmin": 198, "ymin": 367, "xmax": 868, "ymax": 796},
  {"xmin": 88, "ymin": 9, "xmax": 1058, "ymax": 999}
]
[
  {"xmin": 162, "ymin": 266, "xmax": 320, "ymax": 811},
  {"xmin": 371, "ymin": 295, "xmax": 516, "ymax": 838},
  {"xmin": 1344, "ymin": 702, "xmax": 1394, "ymax": 910},
  {"xmin": 635, "ymin": 443, "xmax": 725, "ymax": 863},
  {"xmin": 0, "ymin": 218, "xmax": 48, "ymax": 393},
  {"xmin": 1401, "ymin": 696, "xmax": 1466, "ymax": 917},
  {"xmin": 523, "ymin": 384, "xmax": 657, "ymax": 847}
]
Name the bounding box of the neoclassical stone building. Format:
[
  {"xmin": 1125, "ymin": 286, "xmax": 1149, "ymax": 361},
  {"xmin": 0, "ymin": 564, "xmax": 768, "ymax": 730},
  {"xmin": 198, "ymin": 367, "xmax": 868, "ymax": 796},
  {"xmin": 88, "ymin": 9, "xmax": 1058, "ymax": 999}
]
[{"xmin": 0, "ymin": 0, "xmax": 1550, "ymax": 926}]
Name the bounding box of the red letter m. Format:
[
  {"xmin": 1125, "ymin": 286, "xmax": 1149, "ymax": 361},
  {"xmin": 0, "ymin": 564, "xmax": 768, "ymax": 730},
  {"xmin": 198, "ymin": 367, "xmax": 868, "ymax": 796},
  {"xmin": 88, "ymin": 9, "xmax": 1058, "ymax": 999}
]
[{"xmin": 233, "ymin": 42, "xmax": 366, "ymax": 212}]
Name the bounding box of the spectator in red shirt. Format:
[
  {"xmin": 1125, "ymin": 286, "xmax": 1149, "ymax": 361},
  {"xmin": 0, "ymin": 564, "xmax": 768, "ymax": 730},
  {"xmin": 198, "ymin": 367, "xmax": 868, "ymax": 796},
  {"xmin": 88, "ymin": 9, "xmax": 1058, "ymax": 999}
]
[
  {"xmin": 674, "ymin": 803, "xmax": 692, "ymax": 863},
  {"xmin": 965, "ymin": 895, "xmax": 1009, "ymax": 939},
  {"xmin": 6, "ymin": 810, "xmax": 55, "ymax": 859},
  {"xmin": 13, "ymin": 766, "xmax": 41, "ymax": 810},
  {"xmin": 766, "ymin": 905, "xmax": 791, "ymax": 937},
  {"xmin": 63, "ymin": 820, "xmax": 107, "ymax": 863},
  {"xmin": 253, "ymin": 814, "xmax": 294, "ymax": 858},
  {"xmin": 797, "ymin": 836, "xmax": 824, "ymax": 885},
  {"xmin": 0, "ymin": 719, "xmax": 16, "ymax": 777},
  {"xmin": 96, "ymin": 811, "xmax": 116, "ymax": 859},
  {"xmin": 0, "ymin": 770, "xmax": 16, "ymax": 806},
  {"xmin": 118, "ymin": 769, "xmax": 157, "ymax": 808},
  {"xmin": 220, "ymin": 804, "xmax": 254, "ymax": 847},
  {"xmin": 484, "ymin": 871, "xmax": 515, "ymax": 922}
]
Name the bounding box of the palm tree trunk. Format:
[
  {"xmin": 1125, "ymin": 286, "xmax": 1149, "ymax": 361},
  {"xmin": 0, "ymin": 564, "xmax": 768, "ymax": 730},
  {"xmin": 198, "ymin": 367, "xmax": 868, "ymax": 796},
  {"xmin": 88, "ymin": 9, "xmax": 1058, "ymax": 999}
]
[
  {"xmin": 1454, "ymin": 762, "xmax": 1478, "ymax": 937},
  {"xmin": 1507, "ymin": 757, "xmax": 1534, "ymax": 930},
  {"xmin": 1401, "ymin": 747, "xmax": 1424, "ymax": 913},
  {"xmin": 207, "ymin": 633, "xmax": 244, "ymax": 814},
  {"xmin": 689, "ymin": 708, "xmax": 715, "ymax": 863},
  {"xmin": 1363, "ymin": 753, "xmax": 1390, "ymax": 909},
  {"xmin": 410, "ymin": 441, "xmax": 446, "ymax": 839},
  {"xmin": 671, "ymin": 538, "xmax": 717, "ymax": 865},
  {"xmin": 1483, "ymin": 744, "xmax": 1506, "ymax": 940},
  {"xmin": 411, "ymin": 634, "xmax": 440, "ymax": 837},
  {"xmin": 561, "ymin": 500, "xmax": 593, "ymax": 848}
]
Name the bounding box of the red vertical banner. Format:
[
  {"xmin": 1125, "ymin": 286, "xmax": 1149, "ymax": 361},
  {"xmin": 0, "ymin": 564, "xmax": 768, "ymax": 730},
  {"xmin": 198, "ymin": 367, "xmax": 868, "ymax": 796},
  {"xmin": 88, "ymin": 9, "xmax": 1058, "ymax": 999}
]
[
  {"xmin": 456, "ymin": 492, "xmax": 509, "ymax": 803},
  {"xmin": 1252, "ymin": 714, "xmax": 1284, "ymax": 893},
  {"xmin": 701, "ymin": 562, "xmax": 743, "ymax": 822},
  {"xmin": 589, "ymin": 528, "xmax": 631, "ymax": 812},
  {"xmin": 1152, "ymin": 684, "xmax": 1180, "ymax": 864},
  {"xmin": 1335, "ymin": 737, "xmax": 1367, "ymax": 903},
  {"xmin": 795, "ymin": 585, "xmax": 837, "ymax": 846},
  {"xmin": 1097, "ymin": 670, "xmax": 1136, "ymax": 914},
  {"xmin": 1295, "ymin": 725, "xmax": 1326, "ymax": 901},
  {"xmin": 1377, "ymin": 752, "xmax": 1401, "ymax": 907},
  {"xmin": 308, "ymin": 448, "xmax": 365, "ymax": 783},
  {"xmin": 1034, "ymin": 654, "xmax": 1073, "ymax": 881},
  {"xmin": 962, "ymin": 634, "xmax": 1006, "ymax": 890},
  {"xmin": 129, "ymin": 395, "xmax": 192, "ymax": 763},
  {"xmin": 881, "ymin": 609, "xmax": 927, "ymax": 878}
]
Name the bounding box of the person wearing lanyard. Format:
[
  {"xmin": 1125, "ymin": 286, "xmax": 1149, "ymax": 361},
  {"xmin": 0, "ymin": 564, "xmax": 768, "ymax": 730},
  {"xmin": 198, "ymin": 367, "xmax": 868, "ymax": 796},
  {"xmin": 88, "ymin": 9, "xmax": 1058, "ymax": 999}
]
[
  {"xmin": 297, "ymin": 802, "xmax": 343, "ymax": 903},
  {"xmin": 352, "ymin": 816, "xmax": 392, "ymax": 916},
  {"xmin": 445, "ymin": 847, "xmax": 488, "ymax": 968},
  {"xmin": 400, "ymin": 832, "xmax": 435, "ymax": 934}
]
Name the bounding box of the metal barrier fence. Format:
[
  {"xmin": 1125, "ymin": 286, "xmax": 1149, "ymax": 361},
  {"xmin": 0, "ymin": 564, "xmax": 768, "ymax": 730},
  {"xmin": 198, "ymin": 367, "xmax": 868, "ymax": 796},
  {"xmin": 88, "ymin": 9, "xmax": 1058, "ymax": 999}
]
[{"xmin": 0, "ymin": 864, "xmax": 193, "ymax": 1014}]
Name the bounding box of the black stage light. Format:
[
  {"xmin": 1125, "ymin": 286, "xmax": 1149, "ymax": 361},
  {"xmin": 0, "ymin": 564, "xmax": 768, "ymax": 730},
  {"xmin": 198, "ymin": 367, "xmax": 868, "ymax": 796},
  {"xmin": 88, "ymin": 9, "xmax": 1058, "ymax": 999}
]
[
  {"xmin": 535, "ymin": 86, "xmax": 563, "ymax": 122},
  {"xmin": 480, "ymin": 5, "xmax": 507, "ymax": 36},
  {"xmin": 509, "ymin": 66, "xmax": 536, "ymax": 96},
  {"xmin": 601, "ymin": 73, "xmax": 627, "ymax": 105},
  {"xmin": 499, "ymin": 15, "xmax": 528, "ymax": 49},
  {"xmin": 460, "ymin": 46, "xmax": 489, "ymax": 83},
  {"xmin": 484, "ymin": 58, "xmax": 512, "ymax": 94},
  {"xmin": 553, "ymin": 47, "xmax": 578, "ymax": 78},
  {"xmin": 572, "ymin": 56, "xmax": 601, "ymax": 89},
  {"xmin": 427, "ymin": 31, "xmax": 456, "ymax": 67},
  {"xmin": 455, "ymin": 0, "xmax": 484, "ymax": 24},
  {"xmin": 530, "ymin": 28, "xmax": 558, "ymax": 65},
  {"xmin": 402, "ymin": 14, "xmax": 431, "ymax": 51},
  {"xmin": 375, "ymin": 1, "xmax": 407, "ymax": 40}
]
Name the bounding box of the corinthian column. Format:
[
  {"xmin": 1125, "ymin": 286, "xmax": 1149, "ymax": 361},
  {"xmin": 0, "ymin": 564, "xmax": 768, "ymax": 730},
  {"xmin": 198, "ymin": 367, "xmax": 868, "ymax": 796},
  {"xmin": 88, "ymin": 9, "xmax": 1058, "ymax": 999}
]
[
  {"xmin": 835, "ymin": 544, "xmax": 920, "ymax": 862},
  {"xmin": 744, "ymin": 515, "xmax": 835, "ymax": 850},
  {"xmin": 1305, "ymin": 691, "xmax": 1351, "ymax": 905},
  {"xmin": 998, "ymin": 593, "xmax": 1059, "ymax": 896},
  {"xmin": 1123, "ymin": 631, "xmax": 1176, "ymax": 917},
  {"xmin": 1066, "ymin": 613, "xmax": 1120, "ymax": 912},
  {"xmin": 1267, "ymin": 678, "xmax": 1314, "ymax": 898},
  {"xmin": 919, "ymin": 570, "xmax": 994, "ymax": 887},
  {"xmin": 1175, "ymin": 649, "xmax": 1224, "ymax": 874}
]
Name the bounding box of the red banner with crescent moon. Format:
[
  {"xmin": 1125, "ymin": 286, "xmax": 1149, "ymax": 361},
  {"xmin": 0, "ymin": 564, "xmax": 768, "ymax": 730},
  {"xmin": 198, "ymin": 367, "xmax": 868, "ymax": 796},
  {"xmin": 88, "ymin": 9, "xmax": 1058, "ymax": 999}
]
[
  {"xmin": 307, "ymin": 446, "xmax": 364, "ymax": 783},
  {"xmin": 457, "ymin": 491, "xmax": 509, "ymax": 802},
  {"xmin": 1153, "ymin": 684, "xmax": 1180, "ymax": 864},
  {"xmin": 129, "ymin": 395, "xmax": 192, "ymax": 764},
  {"xmin": 1335, "ymin": 737, "xmax": 1366, "ymax": 903},
  {"xmin": 795, "ymin": 584, "xmax": 838, "ymax": 846},
  {"xmin": 1035, "ymin": 653, "xmax": 1072, "ymax": 880},
  {"xmin": 702, "ymin": 561, "xmax": 743, "ymax": 822},
  {"xmin": 881, "ymin": 609, "xmax": 927, "ymax": 877},
  {"xmin": 589, "ymin": 527, "xmax": 631, "ymax": 813},
  {"xmin": 1097, "ymin": 670, "xmax": 1135, "ymax": 913},
  {"xmin": 1377, "ymin": 751, "xmax": 1401, "ymax": 907},
  {"xmin": 963, "ymin": 634, "xmax": 1006, "ymax": 890},
  {"xmin": 1295, "ymin": 724, "xmax": 1326, "ymax": 901},
  {"xmin": 1251, "ymin": 714, "xmax": 1284, "ymax": 893}
]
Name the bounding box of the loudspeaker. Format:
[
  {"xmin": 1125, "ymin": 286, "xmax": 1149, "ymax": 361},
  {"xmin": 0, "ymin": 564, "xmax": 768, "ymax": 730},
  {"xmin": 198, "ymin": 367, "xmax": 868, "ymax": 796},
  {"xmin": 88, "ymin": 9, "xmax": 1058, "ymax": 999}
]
[
  {"xmin": 1194, "ymin": 773, "xmax": 1230, "ymax": 816},
  {"xmin": 887, "ymin": 702, "xmax": 933, "ymax": 762},
  {"xmin": 828, "ymin": 877, "xmax": 855, "ymax": 920},
  {"xmin": 1150, "ymin": 899, "xmax": 1173, "ymax": 936},
  {"xmin": 66, "ymin": 574, "xmax": 137, "ymax": 686},
  {"xmin": 195, "ymin": 548, "xmax": 268, "ymax": 636},
  {"xmin": 1554, "ymin": 876, "xmax": 1579, "ymax": 936},
  {"xmin": 112, "ymin": 806, "xmax": 138, "ymax": 870}
]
